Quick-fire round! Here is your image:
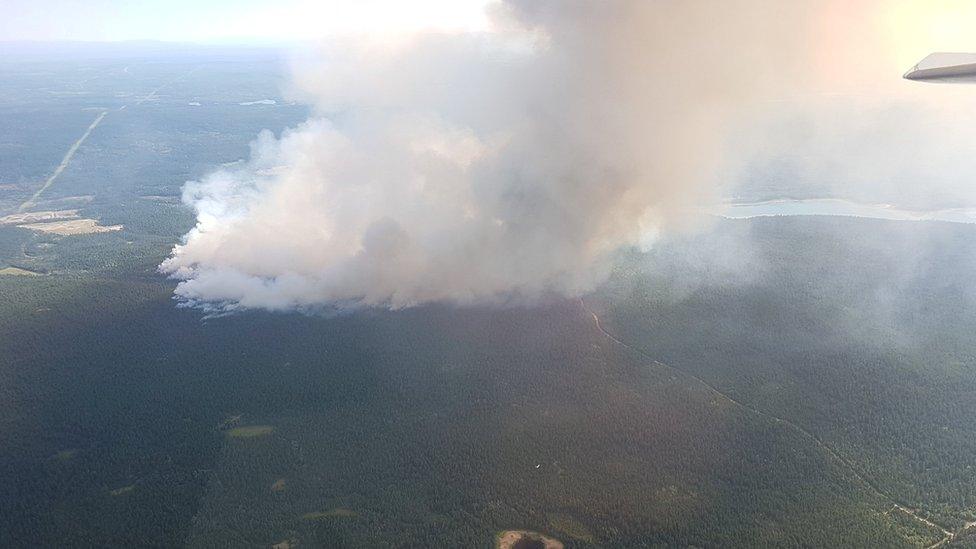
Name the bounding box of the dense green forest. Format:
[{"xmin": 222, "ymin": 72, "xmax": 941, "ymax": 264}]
[
  {"xmin": 3, "ymin": 49, "xmax": 976, "ymax": 547},
  {"xmin": 594, "ymin": 217, "xmax": 976, "ymax": 540},
  {"xmin": 6, "ymin": 217, "xmax": 976, "ymax": 547},
  {"xmin": 0, "ymin": 273, "xmax": 952, "ymax": 547}
]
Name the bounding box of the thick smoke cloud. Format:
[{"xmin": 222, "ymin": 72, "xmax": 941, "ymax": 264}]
[{"xmin": 160, "ymin": 1, "xmax": 870, "ymax": 311}]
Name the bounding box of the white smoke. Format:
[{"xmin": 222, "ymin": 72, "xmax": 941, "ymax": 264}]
[{"xmin": 161, "ymin": 0, "xmax": 930, "ymax": 311}]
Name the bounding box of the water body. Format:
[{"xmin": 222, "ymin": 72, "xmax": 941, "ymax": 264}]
[{"xmin": 721, "ymin": 198, "xmax": 976, "ymax": 224}]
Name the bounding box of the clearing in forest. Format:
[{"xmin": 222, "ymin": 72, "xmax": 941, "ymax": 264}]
[
  {"xmin": 17, "ymin": 219, "xmax": 123, "ymax": 235},
  {"xmin": 0, "ymin": 267, "xmax": 40, "ymax": 276},
  {"xmin": 496, "ymin": 530, "xmax": 563, "ymax": 549},
  {"xmin": 109, "ymin": 485, "xmax": 136, "ymax": 496},
  {"xmin": 226, "ymin": 425, "xmax": 274, "ymax": 438},
  {"xmin": 302, "ymin": 509, "xmax": 358, "ymax": 520},
  {"xmin": 0, "ymin": 209, "xmax": 80, "ymax": 224}
]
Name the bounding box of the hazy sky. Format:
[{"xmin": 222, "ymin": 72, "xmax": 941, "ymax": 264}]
[{"xmin": 0, "ymin": 0, "xmax": 491, "ymax": 42}]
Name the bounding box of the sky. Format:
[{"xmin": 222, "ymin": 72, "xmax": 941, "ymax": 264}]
[
  {"xmin": 3, "ymin": 1, "xmax": 976, "ymax": 69},
  {"xmin": 0, "ymin": 0, "xmax": 491, "ymax": 42},
  {"xmin": 0, "ymin": 0, "xmax": 975, "ymax": 56}
]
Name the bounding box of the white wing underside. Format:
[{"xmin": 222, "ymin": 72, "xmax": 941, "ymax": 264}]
[{"xmin": 904, "ymin": 53, "xmax": 976, "ymax": 82}]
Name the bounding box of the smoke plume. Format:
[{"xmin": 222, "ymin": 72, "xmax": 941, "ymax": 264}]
[{"xmin": 160, "ymin": 1, "xmax": 870, "ymax": 311}]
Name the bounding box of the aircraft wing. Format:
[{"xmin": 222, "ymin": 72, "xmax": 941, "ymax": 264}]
[{"xmin": 904, "ymin": 52, "xmax": 976, "ymax": 82}]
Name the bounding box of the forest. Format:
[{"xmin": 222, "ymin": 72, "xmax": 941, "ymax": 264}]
[{"xmin": 5, "ymin": 216, "xmax": 976, "ymax": 547}]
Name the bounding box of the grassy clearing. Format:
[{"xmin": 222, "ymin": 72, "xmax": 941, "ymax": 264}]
[
  {"xmin": 302, "ymin": 509, "xmax": 358, "ymax": 520},
  {"xmin": 18, "ymin": 219, "xmax": 123, "ymax": 235},
  {"xmin": 226, "ymin": 425, "xmax": 274, "ymax": 439},
  {"xmin": 496, "ymin": 530, "xmax": 563, "ymax": 549},
  {"xmin": 52, "ymin": 449, "xmax": 78, "ymax": 461},
  {"xmin": 0, "ymin": 209, "xmax": 79, "ymax": 224},
  {"xmin": 109, "ymin": 485, "xmax": 135, "ymax": 496},
  {"xmin": 0, "ymin": 267, "xmax": 40, "ymax": 276}
]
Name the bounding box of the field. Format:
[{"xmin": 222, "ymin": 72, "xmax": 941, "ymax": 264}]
[
  {"xmin": 17, "ymin": 219, "xmax": 123, "ymax": 235},
  {"xmin": 2, "ymin": 45, "xmax": 976, "ymax": 548},
  {"xmin": 0, "ymin": 267, "xmax": 39, "ymax": 276}
]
